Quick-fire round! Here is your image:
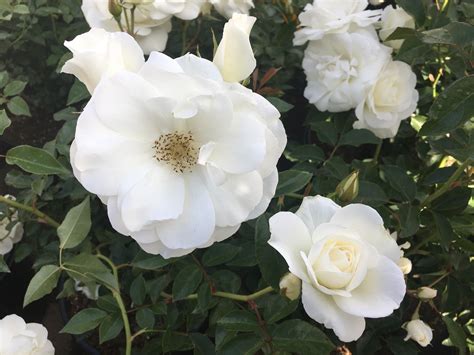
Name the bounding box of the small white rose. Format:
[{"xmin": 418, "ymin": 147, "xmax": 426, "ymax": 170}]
[
  {"xmin": 213, "ymin": 13, "xmax": 257, "ymax": 83},
  {"xmin": 0, "ymin": 195, "xmax": 24, "ymax": 256},
  {"xmin": 417, "ymin": 287, "xmax": 437, "ymax": 300},
  {"xmin": 403, "ymin": 319, "xmax": 433, "ymax": 347},
  {"xmin": 279, "ymin": 273, "xmax": 301, "ymax": 300},
  {"xmin": 398, "ymin": 257, "xmax": 412, "ymax": 275},
  {"xmin": 302, "ymin": 29, "xmax": 391, "ymax": 112},
  {"xmin": 379, "ymin": 5, "xmax": 415, "ymax": 50},
  {"xmin": 62, "ymin": 28, "xmax": 145, "ymax": 94},
  {"xmin": 354, "ymin": 60, "xmax": 418, "ymax": 139},
  {"xmin": 269, "ymin": 196, "xmax": 405, "ymax": 342},
  {"xmin": 210, "ymin": 0, "xmax": 254, "ymax": 18},
  {"xmin": 294, "ymin": 0, "xmax": 382, "ymax": 45},
  {"xmin": 0, "ymin": 314, "xmax": 54, "ymax": 355}
]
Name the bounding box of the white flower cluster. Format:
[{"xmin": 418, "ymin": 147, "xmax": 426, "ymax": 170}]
[
  {"xmin": 295, "ymin": 0, "xmax": 418, "ymax": 139},
  {"xmin": 269, "ymin": 196, "xmax": 407, "ymax": 342},
  {"xmin": 81, "ymin": 0, "xmax": 254, "ymax": 54},
  {"xmin": 63, "ymin": 14, "xmax": 286, "ymax": 258},
  {"xmin": 0, "ymin": 314, "xmax": 54, "ymax": 354},
  {"xmin": 0, "ymin": 195, "xmax": 24, "ymax": 256}
]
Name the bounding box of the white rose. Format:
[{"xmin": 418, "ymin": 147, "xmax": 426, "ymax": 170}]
[
  {"xmin": 417, "ymin": 287, "xmax": 437, "ymax": 300},
  {"xmin": 369, "ymin": 0, "xmax": 385, "ymax": 5},
  {"xmin": 210, "ymin": 0, "xmax": 254, "ymax": 18},
  {"xmin": 302, "ymin": 29, "xmax": 391, "ymax": 112},
  {"xmin": 71, "ymin": 52, "xmax": 286, "ymax": 258},
  {"xmin": 62, "ymin": 28, "xmax": 145, "ymax": 94},
  {"xmin": 0, "ymin": 314, "xmax": 54, "ymax": 355},
  {"xmin": 354, "ymin": 60, "xmax": 418, "ymax": 139},
  {"xmin": 403, "ymin": 319, "xmax": 433, "ymax": 347},
  {"xmin": 0, "ymin": 195, "xmax": 24, "ymax": 256},
  {"xmin": 268, "ymin": 196, "xmax": 405, "ymax": 342},
  {"xmin": 379, "ymin": 5, "xmax": 415, "ymax": 50},
  {"xmin": 279, "ymin": 273, "xmax": 301, "ymax": 300},
  {"xmin": 398, "ymin": 257, "xmax": 412, "ymax": 275},
  {"xmin": 213, "ymin": 13, "xmax": 257, "ymax": 83},
  {"xmin": 294, "ymin": 0, "xmax": 382, "ymax": 45}
]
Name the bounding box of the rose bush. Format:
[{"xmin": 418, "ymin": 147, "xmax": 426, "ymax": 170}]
[{"xmin": 0, "ymin": 0, "xmax": 472, "ymax": 354}]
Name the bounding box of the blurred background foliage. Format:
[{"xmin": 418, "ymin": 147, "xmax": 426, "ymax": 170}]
[{"xmin": 0, "ymin": 0, "xmax": 473, "ymax": 354}]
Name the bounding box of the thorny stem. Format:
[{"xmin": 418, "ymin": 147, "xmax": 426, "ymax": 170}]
[
  {"xmin": 421, "ymin": 159, "xmax": 471, "ymax": 208},
  {"xmin": 160, "ymin": 286, "xmax": 274, "ymax": 303},
  {"xmin": 96, "ymin": 254, "xmax": 133, "ymax": 355},
  {"xmin": 0, "ymin": 195, "xmax": 60, "ymax": 228}
]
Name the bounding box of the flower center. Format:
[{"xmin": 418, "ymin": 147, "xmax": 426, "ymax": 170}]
[{"xmin": 153, "ymin": 131, "xmax": 198, "ymax": 173}]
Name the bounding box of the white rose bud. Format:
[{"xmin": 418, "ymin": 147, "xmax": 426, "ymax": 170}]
[
  {"xmin": 398, "ymin": 257, "xmax": 412, "ymax": 275},
  {"xmin": 403, "ymin": 319, "xmax": 433, "ymax": 347},
  {"xmin": 62, "ymin": 28, "xmax": 145, "ymax": 94},
  {"xmin": 336, "ymin": 170, "xmax": 359, "ymax": 202},
  {"xmin": 379, "ymin": 6, "xmax": 415, "ymax": 50},
  {"xmin": 279, "ymin": 273, "xmax": 301, "ymax": 300},
  {"xmin": 213, "ymin": 13, "xmax": 257, "ymax": 82},
  {"xmin": 417, "ymin": 287, "xmax": 437, "ymax": 300}
]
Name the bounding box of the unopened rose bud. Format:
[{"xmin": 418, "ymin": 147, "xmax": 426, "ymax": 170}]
[
  {"xmin": 398, "ymin": 257, "xmax": 412, "ymax": 275},
  {"xmin": 417, "ymin": 287, "xmax": 437, "ymax": 300},
  {"xmin": 403, "ymin": 319, "xmax": 433, "ymax": 347},
  {"xmin": 279, "ymin": 273, "xmax": 301, "ymax": 300},
  {"xmin": 336, "ymin": 170, "xmax": 359, "ymax": 202},
  {"xmin": 108, "ymin": 0, "xmax": 122, "ymax": 18}
]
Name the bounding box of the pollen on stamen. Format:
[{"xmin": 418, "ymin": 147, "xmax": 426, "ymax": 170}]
[{"xmin": 153, "ymin": 131, "xmax": 198, "ymax": 173}]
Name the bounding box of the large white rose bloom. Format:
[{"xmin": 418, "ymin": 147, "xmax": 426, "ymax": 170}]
[
  {"xmin": 268, "ymin": 196, "xmax": 406, "ymax": 342},
  {"xmin": 0, "ymin": 195, "xmax": 24, "ymax": 256},
  {"xmin": 379, "ymin": 5, "xmax": 415, "ymax": 50},
  {"xmin": 62, "ymin": 28, "xmax": 145, "ymax": 94},
  {"xmin": 70, "ymin": 52, "xmax": 286, "ymax": 258},
  {"xmin": 354, "ymin": 60, "xmax": 418, "ymax": 139},
  {"xmin": 294, "ymin": 0, "xmax": 382, "ymax": 45},
  {"xmin": 209, "ymin": 0, "xmax": 254, "ymax": 18},
  {"xmin": 403, "ymin": 319, "xmax": 433, "ymax": 347},
  {"xmin": 81, "ymin": 0, "xmax": 205, "ymax": 54},
  {"xmin": 0, "ymin": 314, "xmax": 54, "ymax": 355},
  {"xmin": 213, "ymin": 14, "xmax": 256, "ymax": 83},
  {"xmin": 302, "ymin": 29, "xmax": 391, "ymax": 112}
]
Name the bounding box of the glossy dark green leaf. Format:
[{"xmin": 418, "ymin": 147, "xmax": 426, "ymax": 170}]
[
  {"xmin": 132, "ymin": 250, "xmax": 173, "ymax": 270},
  {"xmin": 276, "ymin": 170, "xmax": 312, "ymax": 196},
  {"xmin": 99, "ymin": 313, "xmax": 123, "ymax": 344},
  {"xmin": 190, "ymin": 333, "xmax": 216, "ymax": 355},
  {"xmin": 217, "ymin": 310, "xmax": 259, "ymax": 332},
  {"xmin": 130, "ymin": 274, "xmax": 147, "ymax": 305},
  {"xmin": 383, "ymin": 165, "xmax": 417, "ymax": 202},
  {"xmin": 6, "ymin": 145, "xmax": 70, "ymax": 175},
  {"xmin": 202, "ymin": 243, "xmax": 240, "ymax": 267},
  {"xmin": 172, "ymin": 264, "xmax": 202, "ymax": 301},
  {"xmin": 57, "ymin": 197, "xmax": 91, "ymax": 249},
  {"xmin": 136, "ymin": 308, "xmax": 155, "ymax": 329},
  {"xmin": 339, "ymin": 129, "xmax": 381, "ymax": 147},
  {"xmin": 24, "ymin": 265, "xmax": 61, "ymax": 306},
  {"xmin": 162, "ymin": 330, "xmax": 193, "ymax": 352},
  {"xmin": 217, "ymin": 334, "xmax": 263, "ymax": 355},
  {"xmin": 442, "ymin": 316, "xmax": 467, "ymax": 355},
  {"xmin": 61, "ymin": 308, "xmax": 107, "ymax": 335}
]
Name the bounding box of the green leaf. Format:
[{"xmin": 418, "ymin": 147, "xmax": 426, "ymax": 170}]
[
  {"xmin": 24, "ymin": 265, "xmax": 61, "ymax": 307},
  {"xmin": 285, "ymin": 144, "xmax": 325, "ymax": 163},
  {"xmin": 13, "ymin": 4, "xmax": 29, "ymax": 14},
  {"xmin": 136, "ymin": 308, "xmax": 155, "ymax": 329},
  {"xmin": 63, "ymin": 254, "xmax": 118, "ymax": 290},
  {"xmin": 172, "ymin": 264, "xmax": 202, "ymax": 301},
  {"xmin": 4, "ymin": 80, "xmax": 27, "ymax": 97},
  {"xmin": 0, "ymin": 256, "xmax": 10, "ymax": 273},
  {"xmin": 310, "ymin": 121, "xmax": 338, "ymax": 146},
  {"xmin": 99, "ymin": 313, "xmax": 123, "ymax": 344},
  {"xmin": 267, "ymin": 97, "xmax": 294, "ymax": 113},
  {"xmin": 7, "ymin": 96, "xmax": 31, "ymax": 116},
  {"xmin": 432, "ymin": 212, "xmax": 456, "ymax": 249},
  {"xmin": 217, "ymin": 310, "xmax": 259, "ymax": 332},
  {"xmin": 0, "ymin": 109, "xmax": 11, "ymax": 135},
  {"xmin": 57, "ymin": 197, "xmax": 91, "ymax": 249},
  {"xmin": 442, "ymin": 316, "xmax": 467, "ymax": 355},
  {"xmin": 421, "ymin": 22, "xmax": 474, "ymax": 46},
  {"xmin": 420, "ymin": 76, "xmax": 474, "ymax": 136},
  {"xmin": 275, "ymin": 170, "xmax": 312, "ymax": 196},
  {"xmin": 431, "ymin": 187, "xmax": 471, "ymax": 214},
  {"xmin": 190, "ymin": 333, "xmax": 216, "ymax": 355},
  {"xmin": 0, "ymin": 71, "xmax": 9, "ymax": 88},
  {"xmin": 67, "ymin": 79, "xmax": 90, "ymax": 105},
  {"xmin": 130, "ymin": 274, "xmax": 147, "ymax": 305},
  {"xmin": 396, "ymin": 0, "xmax": 426, "ymax": 26},
  {"xmin": 162, "ymin": 330, "xmax": 193, "ymax": 352},
  {"xmin": 255, "ymin": 215, "xmax": 287, "ymax": 289},
  {"xmin": 355, "ymin": 181, "xmax": 389, "ymax": 206},
  {"xmin": 383, "ymin": 165, "xmax": 417, "ymax": 202},
  {"xmin": 202, "ymin": 243, "xmax": 241, "ymax": 267},
  {"xmin": 217, "ymin": 334, "xmax": 263, "ymax": 355},
  {"xmin": 272, "ymin": 319, "xmax": 335, "ymax": 354},
  {"xmin": 61, "ymin": 308, "xmax": 107, "ymax": 335},
  {"xmin": 6, "ymin": 145, "xmax": 70, "ymax": 175},
  {"xmin": 263, "ymin": 295, "xmax": 299, "ymax": 324},
  {"xmin": 197, "ymin": 283, "xmax": 212, "ymax": 311},
  {"xmin": 339, "ymin": 129, "xmax": 381, "ymax": 147},
  {"xmin": 399, "ymin": 204, "xmax": 420, "ymax": 238},
  {"xmin": 132, "ymin": 250, "xmax": 173, "ymax": 270}
]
